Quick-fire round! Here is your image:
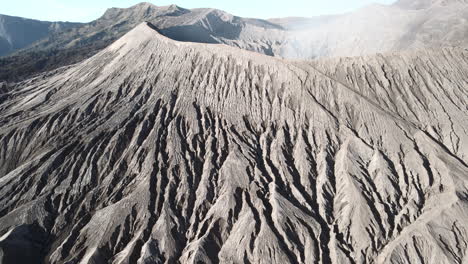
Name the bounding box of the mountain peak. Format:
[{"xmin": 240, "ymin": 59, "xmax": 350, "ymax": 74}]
[
  {"xmin": 106, "ymin": 21, "xmax": 179, "ymax": 55},
  {"xmin": 109, "ymin": 21, "xmax": 163, "ymax": 45},
  {"xmin": 102, "ymin": 2, "xmax": 189, "ymax": 20},
  {"xmin": 131, "ymin": 2, "xmax": 158, "ymax": 8}
]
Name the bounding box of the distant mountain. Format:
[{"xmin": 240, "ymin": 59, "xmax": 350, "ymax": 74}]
[
  {"xmin": 394, "ymin": 0, "xmax": 437, "ymax": 9},
  {"xmin": 0, "ymin": 3, "xmax": 284, "ymax": 82},
  {"xmin": 394, "ymin": 0, "xmax": 468, "ymax": 9},
  {"xmin": 0, "ymin": 1, "xmax": 467, "ymax": 82},
  {"xmin": 277, "ymin": 0, "xmax": 468, "ymax": 58},
  {"xmin": 32, "ymin": 3, "xmax": 283, "ymax": 49},
  {"xmin": 0, "ymin": 14, "xmax": 80, "ymax": 57}
]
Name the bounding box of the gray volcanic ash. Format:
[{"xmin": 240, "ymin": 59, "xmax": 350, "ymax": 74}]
[{"xmin": 0, "ymin": 22, "xmax": 467, "ymax": 263}]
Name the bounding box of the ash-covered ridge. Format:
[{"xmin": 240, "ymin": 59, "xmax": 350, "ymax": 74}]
[
  {"xmin": 0, "ymin": 2, "xmax": 283, "ymax": 82},
  {"xmin": 2, "ymin": 0, "xmax": 468, "ymax": 82},
  {"xmin": 0, "ymin": 22, "xmax": 467, "ymax": 264}
]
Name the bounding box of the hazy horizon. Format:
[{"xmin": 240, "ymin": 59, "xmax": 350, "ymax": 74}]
[{"xmin": 2, "ymin": 0, "xmax": 397, "ymax": 23}]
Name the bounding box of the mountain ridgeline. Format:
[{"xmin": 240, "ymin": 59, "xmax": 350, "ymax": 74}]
[
  {"xmin": 0, "ymin": 14, "xmax": 79, "ymax": 57},
  {"xmin": 0, "ymin": 0, "xmax": 467, "ymax": 81},
  {"xmin": 0, "ymin": 22, "xmax": 467, "ymax": 263},
  {"xmin": 0, "ymin": 3, "xmax": 283, "ymax": 82}
]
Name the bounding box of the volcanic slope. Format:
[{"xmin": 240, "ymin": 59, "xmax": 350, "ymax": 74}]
[
  {"xmin": 0, "ymin": 22, "xmax": 467, "ymax": 264},
  {"xmin": 2, "ymin": 0, "xmax": 468, "ymax": 82},
  {"xmin": 0, "ymin": 2, "xmax": 283, "ymax": 82}
]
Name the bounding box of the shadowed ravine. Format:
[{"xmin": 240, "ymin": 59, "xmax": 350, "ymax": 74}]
[{"xmin": 0, "ymin": 22, "xmax": 467, "ymax": 264}]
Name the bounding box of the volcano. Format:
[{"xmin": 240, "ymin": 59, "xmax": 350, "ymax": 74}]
[{"xmin": 0, "ymin": 22, "xmax": 467, "ymax": 263}]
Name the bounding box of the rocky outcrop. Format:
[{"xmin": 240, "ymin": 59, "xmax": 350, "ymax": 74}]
[{"xmin": 0, "ymin": 22, "xmax": 467, "ymax": 263}]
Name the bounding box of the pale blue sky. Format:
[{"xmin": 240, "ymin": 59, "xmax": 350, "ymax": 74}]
[{"xmin": 2, "ymin": 0, "xmax": 397, "ymax": 22}]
